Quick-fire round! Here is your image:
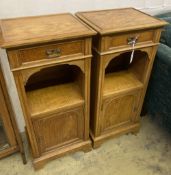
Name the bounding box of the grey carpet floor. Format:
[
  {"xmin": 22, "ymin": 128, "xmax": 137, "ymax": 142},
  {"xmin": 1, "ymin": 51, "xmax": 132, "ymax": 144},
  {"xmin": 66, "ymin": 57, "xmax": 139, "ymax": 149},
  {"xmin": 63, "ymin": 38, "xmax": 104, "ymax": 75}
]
[{"xmin": 0, "ymin": 116, "xmax": 171, "ymax": 175}]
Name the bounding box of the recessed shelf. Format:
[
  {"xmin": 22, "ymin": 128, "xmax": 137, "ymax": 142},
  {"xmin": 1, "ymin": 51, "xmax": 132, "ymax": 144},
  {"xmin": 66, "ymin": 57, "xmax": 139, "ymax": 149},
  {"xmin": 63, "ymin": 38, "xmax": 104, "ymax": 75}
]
[
  {"xmin": 104, "ymin": 71, "xmax": 143, "ymax": 97},
  {"xmin": 27, "ymin": 83, "xmax": 84, "ymax": 117}
]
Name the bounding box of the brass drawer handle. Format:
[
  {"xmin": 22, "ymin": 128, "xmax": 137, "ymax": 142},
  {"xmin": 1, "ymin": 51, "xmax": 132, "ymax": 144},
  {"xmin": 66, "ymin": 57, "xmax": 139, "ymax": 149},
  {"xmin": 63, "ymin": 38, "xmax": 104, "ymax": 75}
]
[{"xmin": 46, "ymin": 48, "xmax": 61, "ymax": 58}]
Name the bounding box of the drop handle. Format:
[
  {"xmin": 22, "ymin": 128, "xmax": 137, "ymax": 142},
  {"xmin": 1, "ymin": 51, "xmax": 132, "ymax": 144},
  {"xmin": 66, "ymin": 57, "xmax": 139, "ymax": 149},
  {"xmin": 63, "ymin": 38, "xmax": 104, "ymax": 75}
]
[
  {"xmin": 127, "ymin": 36, "xmax": 139, "ymax": 46},
  {"xmin": 127, "ymin": 36, "xmax": 139, "ymax": 64},
  {"xmin": 46, "ymin": 48, "xmax": 61, "ymax": 58}
]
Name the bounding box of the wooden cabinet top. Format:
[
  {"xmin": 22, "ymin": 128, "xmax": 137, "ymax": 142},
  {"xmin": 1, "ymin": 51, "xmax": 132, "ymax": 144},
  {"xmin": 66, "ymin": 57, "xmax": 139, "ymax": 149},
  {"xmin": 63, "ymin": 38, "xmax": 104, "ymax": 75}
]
[
  {"xmin": 76, "ymin": 8, "xmax": 167, "ymax": 35},
  {"xmin": 0, "ymin": 13, "xmax": 96, "ymax": 48}
]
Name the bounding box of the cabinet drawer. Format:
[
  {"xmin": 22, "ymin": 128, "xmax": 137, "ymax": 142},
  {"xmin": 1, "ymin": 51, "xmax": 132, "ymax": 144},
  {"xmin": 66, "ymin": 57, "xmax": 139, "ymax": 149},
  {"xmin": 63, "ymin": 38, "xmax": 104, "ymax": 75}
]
[
  {"xmin": 106, "ymin": 30, "xmax": 155, "ymax": 51},
  {"xmin": 7, "ymin": 40, "xmax": 85, "ymax": 68},
  {"xmin": 32, "ymin": 107, "xmax": 84, "ymax": 154}
]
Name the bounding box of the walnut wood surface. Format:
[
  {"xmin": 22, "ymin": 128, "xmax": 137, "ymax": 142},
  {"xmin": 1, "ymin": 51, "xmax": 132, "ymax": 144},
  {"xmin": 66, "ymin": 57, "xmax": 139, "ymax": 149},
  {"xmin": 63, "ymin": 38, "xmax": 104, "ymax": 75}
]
[
  {"xmin": 102, "ymin": 90, "xmax": 141, "ymax": 134},
  {"xmin": 77, "ymin": 8, "xmax": 167, "ymax": 148},
  {"xmin": 104, "ymin": 30, "xmax": 155, "ymax": 52},
  {"xmin": 32, "ymin": 107, "xmax": 84, "ymax": 154},
  {"xmin": 0, "ymin": 13, "xmax": 96, "ymax": 48},
  {"xmin": 7, "ymin": 39, "xmax": 85, "ymax": 69},
  {"xmin": 104, "ymin": 71, "xmax": 143, "ymax": 98},
  {"xmin": 0, "ymin": 66, "xmax": 26, "ymax": 163},
  {"xmin": 0, "ymin": 9, "xmax": 167, "ymax": 168},
  {"xmin": 76, "ymin": 8, "xmax": 167, "ymax": 35},
  {"xmin": 27, "ymin": 83, "xmax": 84, "ymax": 117},
  {"xmin": 1, "ymin": 13, "xmax": 94, "ymax": 169}
]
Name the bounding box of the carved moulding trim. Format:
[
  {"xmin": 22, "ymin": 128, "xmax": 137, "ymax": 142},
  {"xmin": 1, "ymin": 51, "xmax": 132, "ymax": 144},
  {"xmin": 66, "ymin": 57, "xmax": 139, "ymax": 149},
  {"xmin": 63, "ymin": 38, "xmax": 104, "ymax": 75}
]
[
  {"xmin": 103, "ymin": 47, "xmax": 152, "ymax": 70},
  {"xmin": 21, "ymin": 60, "xmax": 85, "ymax": 86}
]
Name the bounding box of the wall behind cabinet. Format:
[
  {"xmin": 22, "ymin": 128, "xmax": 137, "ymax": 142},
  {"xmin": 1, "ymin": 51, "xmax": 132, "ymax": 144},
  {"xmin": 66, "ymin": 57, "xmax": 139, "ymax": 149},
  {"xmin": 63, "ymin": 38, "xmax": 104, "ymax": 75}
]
[{"xmin": 0, "ymin": 0, "xmax": 171, "ymax": 19}]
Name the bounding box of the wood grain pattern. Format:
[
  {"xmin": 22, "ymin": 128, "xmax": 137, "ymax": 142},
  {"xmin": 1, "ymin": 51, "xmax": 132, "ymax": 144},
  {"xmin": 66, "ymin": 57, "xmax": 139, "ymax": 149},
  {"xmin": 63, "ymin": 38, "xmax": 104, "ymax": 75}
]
[
  {"xmin": 16, "ymin": 59, "xmax": 92, "ymax": 167},
  {"xmin": 0, "ymin": 66, "xmax": 26, "ymax": 163},
  {"xmin": 1, "ymin": 13, "xmax": 94, "ymax": 169},
  {"xmin": 102, "ymin": 90, "xmax": 141, "ymax": 133},
  {"xmin": 104, "ymin": 71, "xmax": 143, "ymax": 98},
  {"xmin": 0, "ymin": 13, "xmax": 96, "ymax": 48},
  {"xmin": 76, "ymin": 8, "xmax": 167, "ymax": 35},
  {"xmin": 27, "ymin": 83, "xmax": 84, "ymax": 117},
  {"xmin": 33, "ymin": 140, "xmax": 92, "ymax": 170},
  {"xmin": 0, "ymin": 83, "xmax": 16, "ymax": 147},
  {"xmin": 77, "ymin": 8, "xmax": 167, "ymax": 148},
  {"xmin": 108, "ymin": 30, "xmax": 154, "ymax": 50},
  {"xmin": 7, "ymin": 40, "xmax": 85, "ymax": 68},
  {"xmin": 32, "ymin": 107, "xmax": 84, "ymax": 154},
  {"xmin": 1, "ymin": 9, "xmax": 166, "ymax": 168}
]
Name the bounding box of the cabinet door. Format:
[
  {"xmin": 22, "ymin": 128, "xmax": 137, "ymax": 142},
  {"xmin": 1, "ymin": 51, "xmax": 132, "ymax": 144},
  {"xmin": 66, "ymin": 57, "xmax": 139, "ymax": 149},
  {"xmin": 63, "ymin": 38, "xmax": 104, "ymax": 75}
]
[
  {"xmin": 101, "ymin": 90, "xmax": 141, "ymax": 133},
  {"xmin": 32, "ymin": 107, "xmax": 84, "ymax": 154},
  {"xmin": 0, "ymin": 84, "xmax": 17, "ymax": 152}
]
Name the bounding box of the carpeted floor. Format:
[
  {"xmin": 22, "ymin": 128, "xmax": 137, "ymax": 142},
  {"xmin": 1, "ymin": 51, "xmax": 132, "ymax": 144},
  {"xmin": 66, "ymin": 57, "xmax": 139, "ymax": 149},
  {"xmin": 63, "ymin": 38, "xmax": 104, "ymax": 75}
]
[{"xmin": 0, "ymin": 116, "xmax": 171, "ymax": 175}]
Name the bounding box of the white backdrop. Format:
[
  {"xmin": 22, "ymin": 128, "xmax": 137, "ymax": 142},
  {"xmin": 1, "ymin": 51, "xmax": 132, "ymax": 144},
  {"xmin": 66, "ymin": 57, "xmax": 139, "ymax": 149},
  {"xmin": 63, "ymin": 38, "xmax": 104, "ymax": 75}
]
[
  {"xmin": 0, "ymin": 0, "xmax": 171, "ymax": 132},
  {"xmin": 0, "ymin": 0, "xmax": 171, "ymax": 19}
]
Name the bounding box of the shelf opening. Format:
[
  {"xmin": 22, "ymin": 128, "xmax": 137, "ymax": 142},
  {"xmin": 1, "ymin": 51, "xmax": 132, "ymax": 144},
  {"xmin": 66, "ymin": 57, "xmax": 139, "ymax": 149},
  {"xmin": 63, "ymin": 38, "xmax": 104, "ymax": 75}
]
[
  {"xmin": 25, "ymin": 64, "xmax": 85, "ymax": 117},
  {"xmin": 104, "ymin": 50, "xmax": 148, "ymax": 97}
]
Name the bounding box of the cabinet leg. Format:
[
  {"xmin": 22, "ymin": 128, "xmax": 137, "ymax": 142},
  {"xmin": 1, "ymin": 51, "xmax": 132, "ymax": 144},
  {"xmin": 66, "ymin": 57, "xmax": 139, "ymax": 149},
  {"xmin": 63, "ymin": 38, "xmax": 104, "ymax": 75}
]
[
  {"xmin": 82, "ymin": 141, "xmax": 92, "ymax": 153},
  {"xmin": 92, "ymin": 141, "xmax": 102, "ymax": 149},
  {"xmin": 33, "ymin": 160, "xmax": 46, "ymax": 170},
  {"xmin": 83, "ymin": 146, "xmax": 92, "ymax": 153}
]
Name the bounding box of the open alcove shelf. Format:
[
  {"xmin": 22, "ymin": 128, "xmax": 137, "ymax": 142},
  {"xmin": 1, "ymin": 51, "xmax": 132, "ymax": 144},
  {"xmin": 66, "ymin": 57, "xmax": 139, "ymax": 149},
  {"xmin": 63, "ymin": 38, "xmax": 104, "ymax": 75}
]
[
  {"xmin": 27, "ymin": 83, "xmax": 84, "ymax": 117},
  {"xmin": 25, "ymin": 64, "xmax": 84, "ymax": 118},
  {"xmin": 104, "ymin": 71, "xmax": 143, "ymax": 97},
  {"xmin": 103, "ymin": 50, "xmax": 148, "ymax": 98}
]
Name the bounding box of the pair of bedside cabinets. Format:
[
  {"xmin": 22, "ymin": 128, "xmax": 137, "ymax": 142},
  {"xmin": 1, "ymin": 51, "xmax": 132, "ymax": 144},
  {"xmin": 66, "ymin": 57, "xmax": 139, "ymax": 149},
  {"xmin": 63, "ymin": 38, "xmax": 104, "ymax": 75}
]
[{"xmin": 0, "ymin": 8, "xmax": 167, "ymax": 169}]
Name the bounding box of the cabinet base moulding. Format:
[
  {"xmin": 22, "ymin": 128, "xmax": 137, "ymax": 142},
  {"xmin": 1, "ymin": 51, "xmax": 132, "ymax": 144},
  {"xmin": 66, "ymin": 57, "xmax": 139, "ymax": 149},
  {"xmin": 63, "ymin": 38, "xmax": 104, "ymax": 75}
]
[
  {"xmin": 0, "ymin": 146, "xmax": 19, "ymax": 159},
  {"xmin": 33, "ymin": 139, "xmax": 92, "ymax": 170},
  {"xmin": 90, "ymin": 122, "xmax": 140, "ymax": 149}
]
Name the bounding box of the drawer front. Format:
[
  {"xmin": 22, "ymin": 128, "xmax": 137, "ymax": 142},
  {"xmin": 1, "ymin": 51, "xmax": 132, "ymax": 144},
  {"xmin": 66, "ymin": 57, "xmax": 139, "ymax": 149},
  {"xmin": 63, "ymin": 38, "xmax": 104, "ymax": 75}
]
[
  {"xmin": 32, "ymin": 107, "xmax": 84, "ymax": 154},
  {"xmin": 101, "ymin": 90, "xmax": 142, "ymax": 134},
  {"xmin": 8, "ymin": 40, "xmax": 85, "ymax": 68},
  {"xmin": 105, "ymin": 30, "xmax": 155, "ymax": 52}
]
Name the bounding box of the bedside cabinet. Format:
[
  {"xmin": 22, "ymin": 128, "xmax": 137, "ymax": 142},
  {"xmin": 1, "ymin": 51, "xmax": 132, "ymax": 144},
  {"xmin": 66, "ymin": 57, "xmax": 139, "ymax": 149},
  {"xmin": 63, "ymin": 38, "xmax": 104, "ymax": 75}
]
[
  {"xmin": 0, "ymin": 13, "xmax": 96, "ymax": 169},
  {"xmin": 0, "ymin": 65, "xmax": 26, "ymax": 163},
  {"xmin": 76, "ymin": 8, "xmax": 167, "ymax": 148}
]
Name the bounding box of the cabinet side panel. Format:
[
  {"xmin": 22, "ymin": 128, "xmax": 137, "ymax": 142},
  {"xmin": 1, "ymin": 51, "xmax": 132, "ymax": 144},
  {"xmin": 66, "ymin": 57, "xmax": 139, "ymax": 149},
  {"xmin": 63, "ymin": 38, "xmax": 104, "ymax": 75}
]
[{"xmin": 90, "ymin": 51, "xmax": 102, "ymax": 136}]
